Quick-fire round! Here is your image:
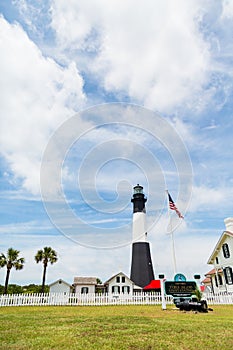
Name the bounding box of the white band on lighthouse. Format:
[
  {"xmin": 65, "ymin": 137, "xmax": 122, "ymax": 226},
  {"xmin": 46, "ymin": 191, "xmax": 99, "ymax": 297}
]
[{"xmin": 132, "ymin": 212, "xmax": 147, "ymax": 243}]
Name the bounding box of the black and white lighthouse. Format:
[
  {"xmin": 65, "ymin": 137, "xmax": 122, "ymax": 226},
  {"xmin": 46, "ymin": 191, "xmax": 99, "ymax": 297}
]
[{"xmin": 130, "ymin": 184, "xmax": 155, "ymax": 288}]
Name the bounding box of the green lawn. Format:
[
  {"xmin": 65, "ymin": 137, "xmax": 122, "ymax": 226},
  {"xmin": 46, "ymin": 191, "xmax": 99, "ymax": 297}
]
[{"xmin": 0, "ymin": 305, "xmax": 232, "ymax": 349}]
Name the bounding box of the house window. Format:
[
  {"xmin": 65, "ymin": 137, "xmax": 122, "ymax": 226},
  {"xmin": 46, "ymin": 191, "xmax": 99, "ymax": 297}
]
[
  {"xmin": 224, "ymin": 267, "xmax": 233, "ymax": 285},
  {"xmin": 81, "ymin": 287, "xmax": 89, "ymax": 294},
  {"xmin": 122, "ymin": 276, "xmax": 125, "ymax": 283},
  {"xmin": 218, "ymin": 274, "xmax": 223, "ymax": 285},
  {"xmin": 222, "ymin": 243, "xmax": 230, "ymax": 258},
  {"xmin": 116, "ymin": 276, "xmax": 120, "ymax": 283},
  {"xmin": 216, "ymin": 257, "xmax": 219, "ymax": 264},
  {"xmin": 122, "ymin": 286, "xmax": 130, "ymax": 294},
  {"xmin": 112, "ymin": 286, "xmax": 120, "ymax": 294},
  {"xmin": 214, "ymin": 275, "xmax": 218, "ymax": 287}
]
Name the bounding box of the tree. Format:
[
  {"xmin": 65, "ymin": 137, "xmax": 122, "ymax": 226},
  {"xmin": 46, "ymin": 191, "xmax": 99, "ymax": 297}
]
[
  {"xmin": 35, "ymin": 247, "xmax": 58, "ymax": 293},
  {"xmin": 194, "ymin": 287, "xmax": 203, "ymax": 302},
  {"xmin": 22, "ymin": 283, "xmax": 49, "ymax": 294},
  {"xmin": 0, "ymin": 248, "xmax": 25, "ymax": 294},
  {"xmin": 5, "ymin": 284, "xmax": 23, "ymax": 294}
]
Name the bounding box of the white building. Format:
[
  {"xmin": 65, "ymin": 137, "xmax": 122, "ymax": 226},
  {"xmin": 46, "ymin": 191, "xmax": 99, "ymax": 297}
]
[
  {"xmin": 73, "ymin": 277, "xmax": 97, "ymax": 294},
  {"xmin": 49, "ymin": 279, "xmax": 73, "ymax": 294},
  {"xmin": 104, "ymin": 272, "xmax": 136, "ymax": 295},
  {"xmin": 206, "ymin": 217, "xmax": 233, "ymax": 293}
]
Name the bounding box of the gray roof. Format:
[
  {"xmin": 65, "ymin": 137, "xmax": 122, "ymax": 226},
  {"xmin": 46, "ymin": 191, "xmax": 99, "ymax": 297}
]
[
  {"xmin": 73, "ymin": 277, "xmax": 97, "ymax": 285},
  {"xmin": 49, "ymin": 279, "xmax": 72, "ymax": 287}
]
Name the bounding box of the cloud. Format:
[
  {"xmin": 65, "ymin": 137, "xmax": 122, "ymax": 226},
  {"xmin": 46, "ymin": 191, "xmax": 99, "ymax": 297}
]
[
  {"xmin": 0, "ymin": 230, "xmax": 132, "ymax": 285},
  {"xmin": 221, "ymin": 0, "xmax": 233, "ymax": 19},
  {"xmin": 0, "ymin": 220, "xmax": 53, "ymax": 234},
  {"xmin": 148, "ymin": 212, "xmax": 221, "ymax": 279},
  {"xmin": 189, "ymin": 185, "xmax": 232, "ymax": 213},
  {"xmin": 0, "ymin": 219, "xmax": 217, "ymax": 285},
  {"xmin": 0, "ymin": 15, "xmax": 86, "ymax": 194},
  {"xmin": 49, "ymin": 0, "xmax": 212, "ymax": 113}
]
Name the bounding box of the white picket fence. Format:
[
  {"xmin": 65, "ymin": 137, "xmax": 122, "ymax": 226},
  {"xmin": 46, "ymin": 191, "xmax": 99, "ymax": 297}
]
[
  {"xmin": 204, "ymin": 292, "xmax": 233, "ymax": 305},
  {"xmin": 0, "ymin": 292, "xmax": 233, "ymax": 307},
  {"xmin": 0, "ymin": 293, "xmax": 172, "ymax": 307}
]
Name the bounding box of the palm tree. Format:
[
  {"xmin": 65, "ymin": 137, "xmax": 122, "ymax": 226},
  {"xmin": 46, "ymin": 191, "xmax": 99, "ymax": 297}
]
[
  {"xmin": 0, "ymin": 248, "xmax": 25, "ymax": 294},
  {"xmin": 35, "ymin": 247, "xmax": 58, "ymax": 293}
]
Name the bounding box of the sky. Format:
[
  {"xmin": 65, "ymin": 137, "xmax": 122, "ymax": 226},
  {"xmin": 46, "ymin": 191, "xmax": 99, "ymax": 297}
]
[{"xmin": 1, "ymin": 0, "xmax": 233, "ymax": 286}]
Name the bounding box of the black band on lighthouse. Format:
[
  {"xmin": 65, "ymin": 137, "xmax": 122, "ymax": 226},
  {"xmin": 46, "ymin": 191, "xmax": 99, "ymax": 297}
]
[
  {"xmin": 131, "ymin": 184, "xmax": 147, "ymax": 213},
  {"xmin": 130, "ymin": 242, "xmax": 155, "ymax": 287}
]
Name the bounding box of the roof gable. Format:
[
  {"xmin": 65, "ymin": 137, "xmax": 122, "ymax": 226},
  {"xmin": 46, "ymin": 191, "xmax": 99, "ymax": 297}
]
[
  {"xmin": 104, "ymin": 271, "xmax": 133, "ymax": 285},
  {"xmin": 49, "ymin": 279, "xmax": 72, "ymax": 287},
  {"xmin": 207, "ymin": 231, "xmax": 233, "ymax": 264}
]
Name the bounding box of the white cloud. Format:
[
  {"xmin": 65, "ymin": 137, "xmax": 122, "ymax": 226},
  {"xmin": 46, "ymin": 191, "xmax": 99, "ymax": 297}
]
[
  {"xmin": 170, "ymin": 117, "xmax": 197, "ymax": 148},
  {"xmin": 0, "ymin": 223, "xmax": 217, "ymax": 285},
  {"xmin": 148, "ymin": 212, "xmax": 221, "ymax": 279},
  {"xmin": 0, "ymin": 221, "xmax": 52, "ymax": 234},
  {"xmin": 190, "ymin": 186, "xmax": 226, "ymax": 212},
  {"xmin": 0, "ymin": 231, "xmax": 132, "ymax": 285},
  {"xmin": 0, "ymin": 15, "xmax": 86, "ymax": 194},
  {"xmin": 221, "ymin": 0, "xmax": 233, "ymax": 19},
  {"xmin": 50, "ymin": 0, "xmax": 211, "ymax": 112}
]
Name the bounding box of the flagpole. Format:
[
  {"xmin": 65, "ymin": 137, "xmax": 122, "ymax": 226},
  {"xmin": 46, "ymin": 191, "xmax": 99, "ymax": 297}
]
[
  {"xmin": 171, "ymin": 226, "xmax": 177, "ymax": 276},
  {"xmin": 166, "ymin": 190, "xmax": 177, "ymax": 276}
]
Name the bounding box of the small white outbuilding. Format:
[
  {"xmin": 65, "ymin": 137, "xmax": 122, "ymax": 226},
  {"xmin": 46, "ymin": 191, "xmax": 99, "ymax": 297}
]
[
  {"xmin": 73, "ymin": 277, "xmax": 97, "ymax": 294},
  {"xmin": 49, "ymin": 279, "xmax": 73, "ymax": 294}
]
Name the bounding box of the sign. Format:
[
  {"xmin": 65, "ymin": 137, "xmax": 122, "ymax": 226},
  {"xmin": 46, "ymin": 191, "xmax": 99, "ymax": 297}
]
[
  {"xmin": 174, "ymin": 273, "xmax": 186, "ymax": 282},
  {"xmin": 165, "ymin": 281, "xmax": 197, "ymax": 297}
]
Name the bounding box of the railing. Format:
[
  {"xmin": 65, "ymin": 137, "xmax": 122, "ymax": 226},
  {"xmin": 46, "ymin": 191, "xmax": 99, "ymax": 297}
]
[
  {"xmin": 0, "ymin": 292, "xmax": 232, "ymax": 307},
  {"xmin": 0, "ymin": 292, "xmax": 173, "ymax": 307},
  {"xmin": 204, "ymin": 292, "xmax": 233, "ymax": 305}
]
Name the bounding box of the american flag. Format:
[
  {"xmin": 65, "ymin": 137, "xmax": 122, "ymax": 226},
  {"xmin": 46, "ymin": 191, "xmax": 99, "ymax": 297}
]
[{"xmin": 168, "ymin": 192, "xmax": 184, "ymax": 219}]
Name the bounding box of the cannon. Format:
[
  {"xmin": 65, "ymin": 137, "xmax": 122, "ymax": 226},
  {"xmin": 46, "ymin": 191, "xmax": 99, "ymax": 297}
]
[{"xmin": 174, "ymin": 297, "xmax": 208, "ymax": 313}]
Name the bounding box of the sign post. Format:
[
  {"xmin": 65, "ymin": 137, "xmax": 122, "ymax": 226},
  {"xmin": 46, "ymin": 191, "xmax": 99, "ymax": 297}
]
[{"xmin": 158, "ymin": 274, "xmax": 166, "ymax": 310}]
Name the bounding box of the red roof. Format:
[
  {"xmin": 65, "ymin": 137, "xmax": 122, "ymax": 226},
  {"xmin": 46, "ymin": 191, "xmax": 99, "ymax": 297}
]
[
  {"xmin": 202, "ymin": 277, "xmax": 211, "ymax": 284},
  {"xmin": 205, "ymin": 268, "xmax": 222, "ymax": 276},
  {"xmin": 143, "ymin": 280, "xmax": 161, "ymax": 290},
  {"xmin": 200, "ymin": 285, "xmax": 205, "ymax": 292}
]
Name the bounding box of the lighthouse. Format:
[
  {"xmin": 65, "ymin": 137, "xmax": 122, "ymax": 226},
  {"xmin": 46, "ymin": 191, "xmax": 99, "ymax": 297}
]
[{"xmin": 130, "ymin": 184, "xmax": 155, "ymax": 287}]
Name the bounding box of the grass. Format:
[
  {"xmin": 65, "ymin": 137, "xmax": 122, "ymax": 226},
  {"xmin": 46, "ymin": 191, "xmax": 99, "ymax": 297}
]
[{"xmin": 0, "ymin": 305, "xmax": 233, "ymax": 349}]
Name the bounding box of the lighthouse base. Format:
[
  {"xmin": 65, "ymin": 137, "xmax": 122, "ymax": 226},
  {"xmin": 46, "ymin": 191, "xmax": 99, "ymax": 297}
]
[{"xmin": 130, "ymin": 242, "xmax": 155, "ymax": 288}]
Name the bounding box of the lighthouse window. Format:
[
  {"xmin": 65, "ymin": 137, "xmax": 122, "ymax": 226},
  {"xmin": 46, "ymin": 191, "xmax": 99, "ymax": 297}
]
[{"xmin": 222, "ymin": 243, "xmax": 230, "ymax": 258}]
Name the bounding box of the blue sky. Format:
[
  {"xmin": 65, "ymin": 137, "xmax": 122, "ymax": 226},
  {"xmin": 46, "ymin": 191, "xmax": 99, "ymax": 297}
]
[{"xmin": 1, "ymin": 0, "xmax": 233, "ymax": 286}]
